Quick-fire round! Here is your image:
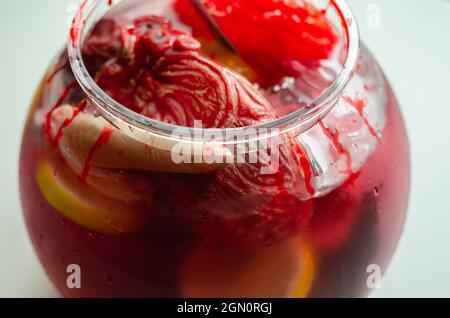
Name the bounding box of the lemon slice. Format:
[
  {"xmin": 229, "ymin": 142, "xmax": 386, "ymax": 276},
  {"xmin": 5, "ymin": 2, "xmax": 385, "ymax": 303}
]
[
  {"xmin": 36, "ymin": 158, "xmax": 147, "ymax": 235},
  {"xmin": 179, "ymin": 236, "xmax": 315, "ymax": 298}
]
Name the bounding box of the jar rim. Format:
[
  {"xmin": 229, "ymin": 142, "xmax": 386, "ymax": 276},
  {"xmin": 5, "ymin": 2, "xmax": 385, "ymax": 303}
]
[{"xmin": 68, "ymin": 0, "xmax": 360, "ymax": 141}]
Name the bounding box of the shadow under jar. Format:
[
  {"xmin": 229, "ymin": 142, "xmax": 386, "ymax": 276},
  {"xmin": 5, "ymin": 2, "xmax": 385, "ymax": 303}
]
[{"xmin": 19, "ymin": 0, "xmax": 410, "ymax": 298}]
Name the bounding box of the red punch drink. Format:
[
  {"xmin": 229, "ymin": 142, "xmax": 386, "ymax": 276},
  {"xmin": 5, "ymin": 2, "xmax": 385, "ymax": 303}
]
[{"xmin": 20, "ymin": 0, "xmax": 410, "ymax": 297}]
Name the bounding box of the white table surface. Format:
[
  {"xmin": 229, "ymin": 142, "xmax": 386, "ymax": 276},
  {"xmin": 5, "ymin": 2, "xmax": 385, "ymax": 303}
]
[{"xmin": 0, "ymin": 0, "xmax": 449, "ymax": 297}]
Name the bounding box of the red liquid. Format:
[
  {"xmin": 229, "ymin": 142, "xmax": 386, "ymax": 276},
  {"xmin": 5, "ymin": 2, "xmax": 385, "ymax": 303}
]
[{"xmin": 19, "ymin": 0, "xmax": 410, "ymax": 297}]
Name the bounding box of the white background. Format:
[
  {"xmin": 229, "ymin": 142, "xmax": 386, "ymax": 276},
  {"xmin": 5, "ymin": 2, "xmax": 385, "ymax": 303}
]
[{"xmin": 0, "ymin": 0, "xmax": 449, "ymax": 297}]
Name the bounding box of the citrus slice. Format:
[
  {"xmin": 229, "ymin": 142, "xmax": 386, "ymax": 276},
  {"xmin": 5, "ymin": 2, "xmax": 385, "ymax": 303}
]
[
  {"xmin": 36, "ymin": 158, "xmax": 147, "ymax": 235},
  {"xmin": 179, "ymin": 236, "xmax": 315, "ymax": 298},
  {"xmin": 291, "ymin": 239, "xmax": 316, "ymax": 298}
]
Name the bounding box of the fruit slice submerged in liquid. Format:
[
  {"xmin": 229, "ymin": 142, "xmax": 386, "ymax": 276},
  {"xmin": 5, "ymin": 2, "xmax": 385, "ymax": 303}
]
[
  {"xmin": 36, "ymin": 156, "xmax": 147, "ymax": 235},
  {"xmin": 174, "ymin": 0, "xmax": 338, "ymax": 86},
  {"xmin": 179, "ymin": 236, "xmax": 315, "ymax": 297}
]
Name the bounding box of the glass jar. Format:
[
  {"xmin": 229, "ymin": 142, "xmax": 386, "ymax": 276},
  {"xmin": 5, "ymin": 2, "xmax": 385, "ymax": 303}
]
[{"xmin": 19, "ymin": 0, "xmax": 410, "ymax": 297}]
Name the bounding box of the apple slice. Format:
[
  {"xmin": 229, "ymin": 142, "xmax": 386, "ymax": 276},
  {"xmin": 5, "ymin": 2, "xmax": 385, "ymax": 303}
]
[
  {"xmin": 179, "ymin": 236, "xmax": 315, "ymax": 298},
  {"xmin": 51, "ymin": 105, "xmax": 233, "ymax": 175}
]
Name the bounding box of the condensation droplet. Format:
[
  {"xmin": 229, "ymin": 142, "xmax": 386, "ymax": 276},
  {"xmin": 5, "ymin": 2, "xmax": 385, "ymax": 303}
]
[{"xmin": 373, "ymin": 186, "xmax": 380, "ymax": 197}]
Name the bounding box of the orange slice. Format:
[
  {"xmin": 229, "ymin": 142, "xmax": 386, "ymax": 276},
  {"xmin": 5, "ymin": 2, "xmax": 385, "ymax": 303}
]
[{"xmin": 179, "ymin": 236, "xmax": 315, "ymax": 298}]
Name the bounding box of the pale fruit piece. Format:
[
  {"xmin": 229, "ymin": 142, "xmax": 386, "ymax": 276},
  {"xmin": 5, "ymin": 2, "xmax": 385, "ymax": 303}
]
[
  {"xmin": 51, "ymin": 105, "xmax": 233, "ymax": 175},
  {"xmin": 36, "ymin": 158, "xmax": 147, "ymax": 235},
  {"xmin": 179, "ymin": 236, "xmax": 315, "ymax": 298}
]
